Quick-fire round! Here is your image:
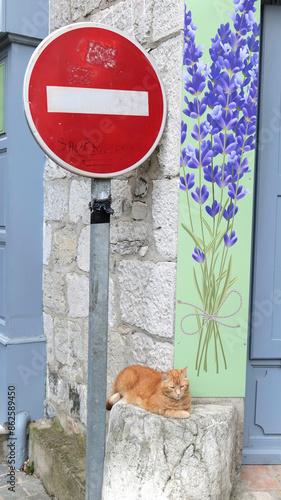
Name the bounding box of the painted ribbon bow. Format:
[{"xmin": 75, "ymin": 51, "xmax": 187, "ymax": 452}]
[{"xmin": 177, "ymin": 289, "xmax": 243, "ymax": 336}]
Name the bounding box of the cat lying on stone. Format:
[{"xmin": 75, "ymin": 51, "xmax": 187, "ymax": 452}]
[{"xmin": 106, "ymin": 365, "xmax": 192, "ymax": 418}]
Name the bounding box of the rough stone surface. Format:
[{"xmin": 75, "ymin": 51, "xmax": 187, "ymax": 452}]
[
  {"xmin": 45, "ymin": 158, "xmax": 67, "ymax": 181},
  {"xmin": 49, "ymin": 0, "xmax": 71, "ymax": 31},
  {"xmin": 45, "ymin": 181, "xmax": 68, "ymax": 221},
  {"xmin": 103, "ymin": 401, "xmax": 236, "ymax": 500},
  {"xmin": 128, "ymin": 332, "xmax": 174, "ymax": 371},
  {"xmin": 69, "ymin": 178, "xmax": 91, "ymax": 224},
  {"xmin": 29, "ymin": 418, "xmax": 86, "ymax": 500},
  {"xmin": 66, "ymin": 273, "xmax": 89, "ymax": 318},
  {"xmin": 44, "ymin": 269, "xmax": 66, "ymax": 314},
  {"xmin": 89, "ymin": 1, "xmax": 135, "ymax": 38},
  {"xmin": 43, "ymin": 223, "xmax": 52, "ymax": 265},
  {"xmin": 135, "ymin": 177, "xmax": 148, "ymax": 198},
  {"xmin": 152, "ymin": 178, "xmax": 179, "ymax": 260},
  {"xmin": 110, "ymin": 221, "xmax": 148, "ymax": 255},
  {"xmin": 43, "ymin": 312, "xmax": 55, "ymax": 367},
  {"xmin": 118, "ymin": 260, "xmax": 177, "ymax": 338},
  {"xmin": 77, "ymin": 225, "xmax": 90, "ymax": 272},
  {"xmin": 53, "ymin": 225, "xmax": 77, "ymax": 267},
  {"xmin": 111, "ymin": 179, "xmax": 133, "ymax": 218},
  {"xmin": 152, "ymin": 36, "xmax": 183, "ymax": 177},
  {"xmin": 132, "ymin": 201, "xmax": 148, "ymax": 220},
  {"xmin": 152, "ymin": 0, "xmax": 184, "ymax": 42}
]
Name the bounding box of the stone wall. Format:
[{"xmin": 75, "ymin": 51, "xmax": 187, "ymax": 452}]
[{"xmin": 45, "ymin": 0, "xmax": 185, "ymax": 433}]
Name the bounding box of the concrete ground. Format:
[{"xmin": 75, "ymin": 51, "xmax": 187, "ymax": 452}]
[
  {"xmin": 0, "ymin": 463, "xmax": 281, "ymax": 499},
  {"xmin": 0, "ymin": 464, "xmax": 55, "ymax": 500}
]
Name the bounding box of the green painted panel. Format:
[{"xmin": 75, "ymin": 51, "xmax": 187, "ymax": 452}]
[
  {"xmin": 174, "ymin": 0, "xmax": 261, "ymax": 396},
  {"xmin": 0, "ymin": 63, "xmax": 5, "ymax": 134}
]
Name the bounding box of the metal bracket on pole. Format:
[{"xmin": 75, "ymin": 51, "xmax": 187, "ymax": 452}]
[
  {"xmin": 86, "ymin": 178, "xmax": 112, "ymax": 500},
  {"xmin": 89, "ymin": 196, "xmax": 114, "ymax": 225}
]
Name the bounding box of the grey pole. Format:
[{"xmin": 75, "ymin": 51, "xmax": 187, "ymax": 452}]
[{"xmin": 86, "ymin": 177, "xmax": 112, "ymax": 500}]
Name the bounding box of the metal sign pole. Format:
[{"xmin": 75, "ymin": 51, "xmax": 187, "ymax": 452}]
[{"xmin": 86, "ymin": 177, "xmax": 113, "ymax": 500}]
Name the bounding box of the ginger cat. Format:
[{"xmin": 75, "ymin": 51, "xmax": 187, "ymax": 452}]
[{"xmin": 106, "ymin": 365, "xmax": 192, "ymax": 419}]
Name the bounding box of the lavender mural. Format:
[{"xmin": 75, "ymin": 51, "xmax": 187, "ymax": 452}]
[{"xmin": 178, "ymin": 0, "xmax": 259, "ymax": 376}]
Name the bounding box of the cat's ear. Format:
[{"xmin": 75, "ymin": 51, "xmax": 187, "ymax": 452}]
[
  {"xmin": 181, "ymin": 366, "xmax": 188, "ymax": 377},
  {"xmin": 161, "ymin": 371, "xmax": 169, "ymax": 381}
]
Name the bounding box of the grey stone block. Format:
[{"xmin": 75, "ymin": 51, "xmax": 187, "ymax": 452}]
[{"xmin": 103, "ymin": 401, "xmax": 236, "ymax": 500}]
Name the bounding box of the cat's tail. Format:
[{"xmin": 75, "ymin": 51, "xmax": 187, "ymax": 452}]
[{"xmin": 106, "ymin": 392, "xmax": 120, "ymax": 411}]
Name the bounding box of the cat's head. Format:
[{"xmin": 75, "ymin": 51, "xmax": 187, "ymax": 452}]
[{"xmin": 161, "ymin": 367, "xmax": 189, "ymax": 400}]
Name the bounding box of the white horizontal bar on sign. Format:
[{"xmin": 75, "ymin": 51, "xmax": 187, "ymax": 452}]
[{"xmin": 46, "ymin": 86, "xmax": 149, "ymax": 116}]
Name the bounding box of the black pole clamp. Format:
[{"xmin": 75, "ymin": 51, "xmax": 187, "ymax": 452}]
[{"xmin": 89, "ymin": 196, "xmax": 114, "ymax": 224}]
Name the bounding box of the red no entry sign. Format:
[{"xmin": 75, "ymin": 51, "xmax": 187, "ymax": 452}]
[{"xmin": 23, "ymin": 23, "xmax": 167, "ymax": 178}]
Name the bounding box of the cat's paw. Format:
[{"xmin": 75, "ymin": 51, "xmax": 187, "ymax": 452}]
[
  {"xmin": 165, "ymin": 409, "xmax": 191, "ymax": 418},
  {"xmin": 178, "ymin": 410, "xmax": 190, "ymax": 419}
]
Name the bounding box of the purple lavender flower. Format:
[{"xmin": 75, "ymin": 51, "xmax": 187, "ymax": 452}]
[
  {"xmin": 230, "ymin": 12, "xmax": 249, "ymax": 36},
  {"xmin": 182, "ymin": 144, "xmax": 195, "ymax": 161},
  {"xmin": 206, "ymin": 200, "xmax": 221, "ymax": 217},
  {"xmin": 186, "ymin": 22, "xmax": 197, "ymax": 40},
  {"xmin": 183, "ymin": 97, "xmax": 207, "ymax": 119},
  {"xmin": 223, "ymin": 203, "xmax": 238, "ymax": 221},
  {"xmin": 252, "ymin": 22, "xmax": 260, "ymax": 38},
  {"xmin": 184, "ymin": 9, "xmax": 196, "ymax": 40},
  {"xmin": 242, "ymin": 101, "xmax": 257, "ymax": 124},
  {"xmin": 203, "ymin": 121, "xmax": 213, "ymax": 134},
  {"xmin": 225, "ymin": 162, "xmax": 238, "ymax": 182},
  {"xmin": 183, "ymin": 8, "xmax": 204, "ymax": 67},
  {"xmin": 233, "ymin": 0, "xmax": 244, "ymax": 13},
  {"xmin": 217, "ymin": 72, "xmax": 239, "ymax": 94},
  {"xmin": 222, "ymin": 48, "xmax": 245, "ymax": 74},
  {"xmin": 214, "ymin": 171, "xmax": 232, "ymax": 188},
  {"xmin": 239, "ymin": 46, "xmax": 249, "ymax": 60},
  {"xmin": 180, "ymin": 0, "xmax": 260, "ymax": 263},
  {"xmin": 179, "ymin": 173, "xmax": 195, "ymax": 191},
  {"xmin": 247, "ymin": 33, "xmax": 259, "ymax": 53},
  {"xmin": 233, "ymin": 75, "xmax": 243, "ymax": 89},
  {"xmin": 213, "ymin": 133, "xmax": 237, "ymax": 156},
  {"xmin": 188, "ymin": 141, "xmax": 213, "ymax": 169},
  {"xmin": 204, "ymin": 113, "xmax": 220, "ymax": 135},
  {"xmin": 211, "ymin": 105, "xmax": 222, "ymax": 120},
  {"xmin": 218, "ymin": 22, "xmax": 231, "ymax": 41},
  {"xmin": 224, "ymin": 230, "xmax": 238, "ymax": 247},
  {"xmin": 192, "ymin": 247, "xmax": 205, "ymax": 263},
  {"xmin": 237, "ymin": 134, "xmax": 255, "ymax": 152},
  {"xmin": 217, "ymin": 92, "xmax": 237, "ymax": 112},
  {"xmin": 209, "ymin": 63, "xmax": 222, "ymax": 82},
  {"xmin": 191, "ymin": 185, "xmax": 209, "ymax": 204},
  {"xmin": 203, "ymin": 164, "xmax": 219, "ymax": 183},
  {"xmin": 228, "ymin": 182, "xmax": 249, "ymax": 200},
  {"xmin": 227, "ymin": 151, "xmax": 238, "ymax": 164},
  {"xmin": 191, "ymin": 123, "xmax": 208, "ymax": 141},
  {"xmin": 233, "ymin": 157, "xmax": 251, "ymax": 176},
  {"xmin": 181, "ymin": 121, "xmax": 187, "ymax": 144},
  {"xmin": 236, "ymin": 119, "xmax": 256, "ymax": 138},
  {"xmin": 214, "ymin": 109, "xmax": 238, "ymax": 132},
  {"xmin": 184, "ymin": 73, "xmax": 206, "ymax": 96}
]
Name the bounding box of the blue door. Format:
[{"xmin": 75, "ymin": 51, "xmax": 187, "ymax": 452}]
[
  {"xmin": 0, "ymin": 0, "xmax": 48, "ymax": 426},
  {"xmin": 243, "ymin": 2, "xmax": 281, "ymax": 464}
]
